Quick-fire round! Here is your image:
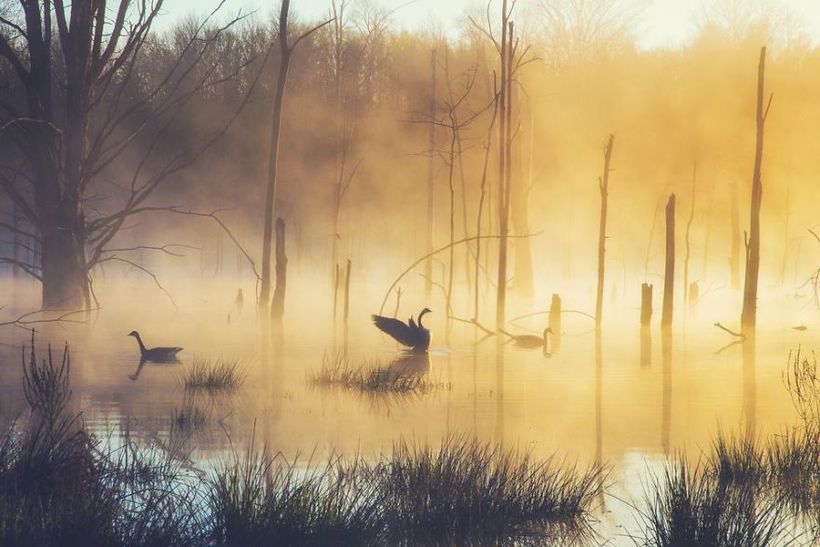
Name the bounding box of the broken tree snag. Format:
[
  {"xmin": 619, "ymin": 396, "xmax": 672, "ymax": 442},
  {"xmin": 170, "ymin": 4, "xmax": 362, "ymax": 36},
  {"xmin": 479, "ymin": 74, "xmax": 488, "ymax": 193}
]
[
  {"xmin": 662, "ymin": 193, "xmax": 676, "ymax": 328},
  {"xmin": 729, "ymin": 182, "xmax": 741, "ymax": 290},
  {"xmin": 549, "ymin": 293, "xmax": 562, "ymax": 351},
  {"xmin": 741, "ymin": 46, "xmax": 770, "ymax": 333},
  {"xmin": 640, "ymin": 283, "xmax": 653, "ymax": 326},
  {"xmin": 688, "ymin": 281, "xmax": 699, "ymax": 308},
  {"xmin": 271, "ymin": 218, "xmax": 287, "ymax": 329},
  {"xmin": 595, "ymin": 134, "xmax": 615, "ymax": 331}
]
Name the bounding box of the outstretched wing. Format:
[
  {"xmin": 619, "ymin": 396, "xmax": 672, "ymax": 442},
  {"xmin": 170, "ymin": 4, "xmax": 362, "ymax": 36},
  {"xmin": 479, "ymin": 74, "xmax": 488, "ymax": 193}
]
[{"xmin": 372, "ymin": 315, "xmax": 416, "ymax": 347}]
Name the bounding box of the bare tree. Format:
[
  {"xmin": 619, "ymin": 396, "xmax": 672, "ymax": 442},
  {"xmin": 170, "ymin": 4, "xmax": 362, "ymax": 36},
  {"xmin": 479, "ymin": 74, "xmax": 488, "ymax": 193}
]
[
  {"xmin": 741, "ymin": 46, "xmax": 772, "ymax": 332},
  {"xmin": 0, "ymin": 0, "xmax": 256, "ymax": 309},
  {"xmin": 595, "ymin": 134, "xmax": 614, "ymax": 331},
  {"xmin": 534, "ymin": 0, "xmax": 647, "ymax": 68}
]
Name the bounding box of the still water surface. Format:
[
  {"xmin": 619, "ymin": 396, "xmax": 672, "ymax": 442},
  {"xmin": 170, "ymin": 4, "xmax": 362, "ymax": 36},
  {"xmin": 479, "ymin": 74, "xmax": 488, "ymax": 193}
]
[{"xmin": 0, "ymin": 279, "xmax": 809, "ymax": 543}]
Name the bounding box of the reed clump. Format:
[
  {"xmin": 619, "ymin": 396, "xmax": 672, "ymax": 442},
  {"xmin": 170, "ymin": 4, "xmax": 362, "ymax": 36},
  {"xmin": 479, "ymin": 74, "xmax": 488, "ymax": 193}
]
[
  {"xmin": 0, "ymin": 335, "xmax": 206, "ymax": 546},
  {"xmin": 183, "ymin": 357, "xmax": 244, "ymax": 392},
  {"xmin": 310, "ymin": 353, "xmax": 431, "ymax": 395}
]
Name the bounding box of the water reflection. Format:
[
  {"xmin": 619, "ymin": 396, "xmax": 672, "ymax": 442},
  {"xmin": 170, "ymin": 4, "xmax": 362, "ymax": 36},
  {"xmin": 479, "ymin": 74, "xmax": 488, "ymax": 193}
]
[
  {"xmin": 128, "ymin": 358, "xmax": 181, "ymax": 381},
  {"xmin": 384, "ymin": 351, "xmax": 431, "ymax": 382},
  {"xmin": 640, "ymin": 326, "xmax": 651, "ymax": 367},
  {"xmin": 594, "ymin": 332, "xmax": 605, "ymax": 508},
  {"xmin": 742, "ymin": 336, "xmax": 757, "ymax": 440},
  {"xmin": 661, "ymin": 328, "xmax": 672, "ymax": 454}
]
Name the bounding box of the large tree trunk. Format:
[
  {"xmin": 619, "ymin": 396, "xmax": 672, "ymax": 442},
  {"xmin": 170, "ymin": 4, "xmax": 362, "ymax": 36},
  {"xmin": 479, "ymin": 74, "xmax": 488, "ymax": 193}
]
[
  {"xmin": 729, "ymin": 182, "xmax": 741, "ymax": 289},
  {"xmin": 40, "ymin": 213, "xmax": 88, "ymax": 310},
  {"xmin": 741, "ymin": 47, "xmax": 768, "ymax": 332}
]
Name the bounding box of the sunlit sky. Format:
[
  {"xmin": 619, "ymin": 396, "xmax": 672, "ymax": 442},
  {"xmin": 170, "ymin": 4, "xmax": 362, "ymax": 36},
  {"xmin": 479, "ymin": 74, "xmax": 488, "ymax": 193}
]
[{"xmin": 165, "ymin": 0, "xmax": 820, "ymax": 50}]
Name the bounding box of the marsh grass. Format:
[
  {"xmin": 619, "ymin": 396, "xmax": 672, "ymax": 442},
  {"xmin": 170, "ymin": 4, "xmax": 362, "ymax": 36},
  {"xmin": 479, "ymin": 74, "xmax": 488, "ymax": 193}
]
[
  {"xmin": 183, "ymin": 357, "xmax": 244, "ymax": 392},
  {"xmin": 208, "ymin": 435, "xmax": 604, "ymax": 546},
  {"xmin": 636, "ymin": 455, "xmax": 792, "ymax": 547},
  {"xmin": 376, "ymin": 436, "xmax": 604, "ymax": 545},
  {"xmin": 636, "ymin": 347, "xmax": 820, "ymax": 546},
  {"xmin": 310, "ymin": 353, "xmax": 433, "ymax": 395},
  {"xmin": 0, "ymin": 335, "xmax": 207, "ymax": 546}
]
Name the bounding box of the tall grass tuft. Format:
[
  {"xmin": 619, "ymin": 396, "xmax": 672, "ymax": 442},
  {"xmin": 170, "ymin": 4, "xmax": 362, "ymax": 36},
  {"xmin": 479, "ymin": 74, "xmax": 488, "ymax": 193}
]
[
  {"xmin": 183, "ymin": 357, "xmax": 244, "ymax": 392},
  {"xmin": 208, "ymin": 438, "xmax": 382, "ymax": 545},
  {"xmin": 637, "ymin": 456, "xmax": 790, "ymax": 547},
  {"xmin": 376, "ymin": 435, "xmax": 604, "ymax": 545},
  {"xmin": 637, "ymin": 347, "xmax": 820, "ymax": 546}
]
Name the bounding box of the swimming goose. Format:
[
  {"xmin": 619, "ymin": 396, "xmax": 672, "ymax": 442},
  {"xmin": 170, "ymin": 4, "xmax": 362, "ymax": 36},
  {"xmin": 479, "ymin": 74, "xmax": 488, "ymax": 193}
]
[
  {"xmin": 128, "ymin": 331, "xmax": 183, "ymax": 362},
  {"xmin": 500, "ymin": 327, "xmax": 553, "ymax": 349}
]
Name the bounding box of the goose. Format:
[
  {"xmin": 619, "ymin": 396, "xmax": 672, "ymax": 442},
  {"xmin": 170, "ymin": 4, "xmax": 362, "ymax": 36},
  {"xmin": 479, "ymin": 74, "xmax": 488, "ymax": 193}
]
[
  {"xmin": 500, "ymin": 327, "xmax": 553, "ymax": 350},
  {"xmin": 128, "ymin": 331, "xmax": 183, "ymax": 362},
  {"xmin": 372, "ymin": 308, "xmax": 431, "ymax": 352}
]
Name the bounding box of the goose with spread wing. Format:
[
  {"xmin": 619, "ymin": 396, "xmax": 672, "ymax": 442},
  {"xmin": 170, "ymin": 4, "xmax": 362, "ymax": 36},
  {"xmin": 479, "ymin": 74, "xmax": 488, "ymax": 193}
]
[{"xmin": 372, "ymin": 308, "xmax": 432, "ymax": 352}]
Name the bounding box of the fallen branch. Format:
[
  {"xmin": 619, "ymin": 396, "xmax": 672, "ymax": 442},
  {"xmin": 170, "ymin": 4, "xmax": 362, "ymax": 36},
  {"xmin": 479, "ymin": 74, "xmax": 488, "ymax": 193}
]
[
  {"xmin": 449, "ymin": 315, "xmax": 495, "ymax": 336},
  {"xmin": 714, "ymin": 322, "xmax": 745, "ymax": 339},
  {"xmin": 0, "ymin": 308, "xmax": 96, "ymax": 332},
  {"xmin": 378, "ymin": 232, "xmax": 541, "ymax": 314},
  {"xmin": 508, "ymin": 308, "xmax": 595, "ymax": 324}
]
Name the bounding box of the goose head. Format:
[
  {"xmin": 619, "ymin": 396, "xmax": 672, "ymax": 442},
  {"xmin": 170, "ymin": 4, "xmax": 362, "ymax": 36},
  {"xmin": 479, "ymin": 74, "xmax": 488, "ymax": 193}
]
[
  {"xmin": 127, "ymin": 330, "xmax": 139, "ymax": 338},
  {"xmin": 418, "ymin": 308, "xmax": 432, "ymax": 328}
]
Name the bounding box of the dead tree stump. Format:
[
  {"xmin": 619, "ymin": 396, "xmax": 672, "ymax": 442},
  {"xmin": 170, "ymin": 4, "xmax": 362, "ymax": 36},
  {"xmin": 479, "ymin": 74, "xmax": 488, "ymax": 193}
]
[
  {"xmin": 271, "ymin": 218, "xmax": 287, "ymax": 329},
  {"xmin": 641, "ymin": 283, "xmax": 653, "ymax": 326},
  {"xmin": 549, "ymin": 293, "xmax": 562, "ymax": 351}
]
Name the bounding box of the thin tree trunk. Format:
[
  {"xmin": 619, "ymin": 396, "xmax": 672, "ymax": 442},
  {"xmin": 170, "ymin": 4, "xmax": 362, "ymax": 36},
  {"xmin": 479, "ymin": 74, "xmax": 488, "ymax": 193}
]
[
  {"xmin": 730, "ymin": 182, "xmax": 741, "ymax": 290},
  {"xmin": 662, "ymin": 194, "xmax": 676, "ymax": 328},
  {"xmin": 425, "ymin": 48, "xmax": 437, "ymax": 299},
  {"xmin": 343, "ymin": 258, "xmax": 351, "ymax": 352},
  {"xmin": 684, "ymin": 161, "xmax": 696, "ymax": 307},
  {"xmin": 595, "ymin": 134, "xmax": 615, "ymax": 331},
  {"xmin": 444, "ymin": 49, "xmax": 457, "ymax": 328},
  {"xmin": 741, "ymin": 47, "xmax": 769, "ymax": 332},
  {"xmin": 495, "ymin": 3, "xmax": 509, "ymax": 330},
  {"xmin": 474, "ymin": 78, "xmax": 498, "ymax": 320},
  {"xmin": 271, "ymin": 218, "xmax": 287, "ymax": 329},
  {"xmin": 510, "ymin": 86, "xmax": 533, "ymax": 305},
  {"xmin": 778, "ymin": 186, "xmax": 789, "ymax": 286}
]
